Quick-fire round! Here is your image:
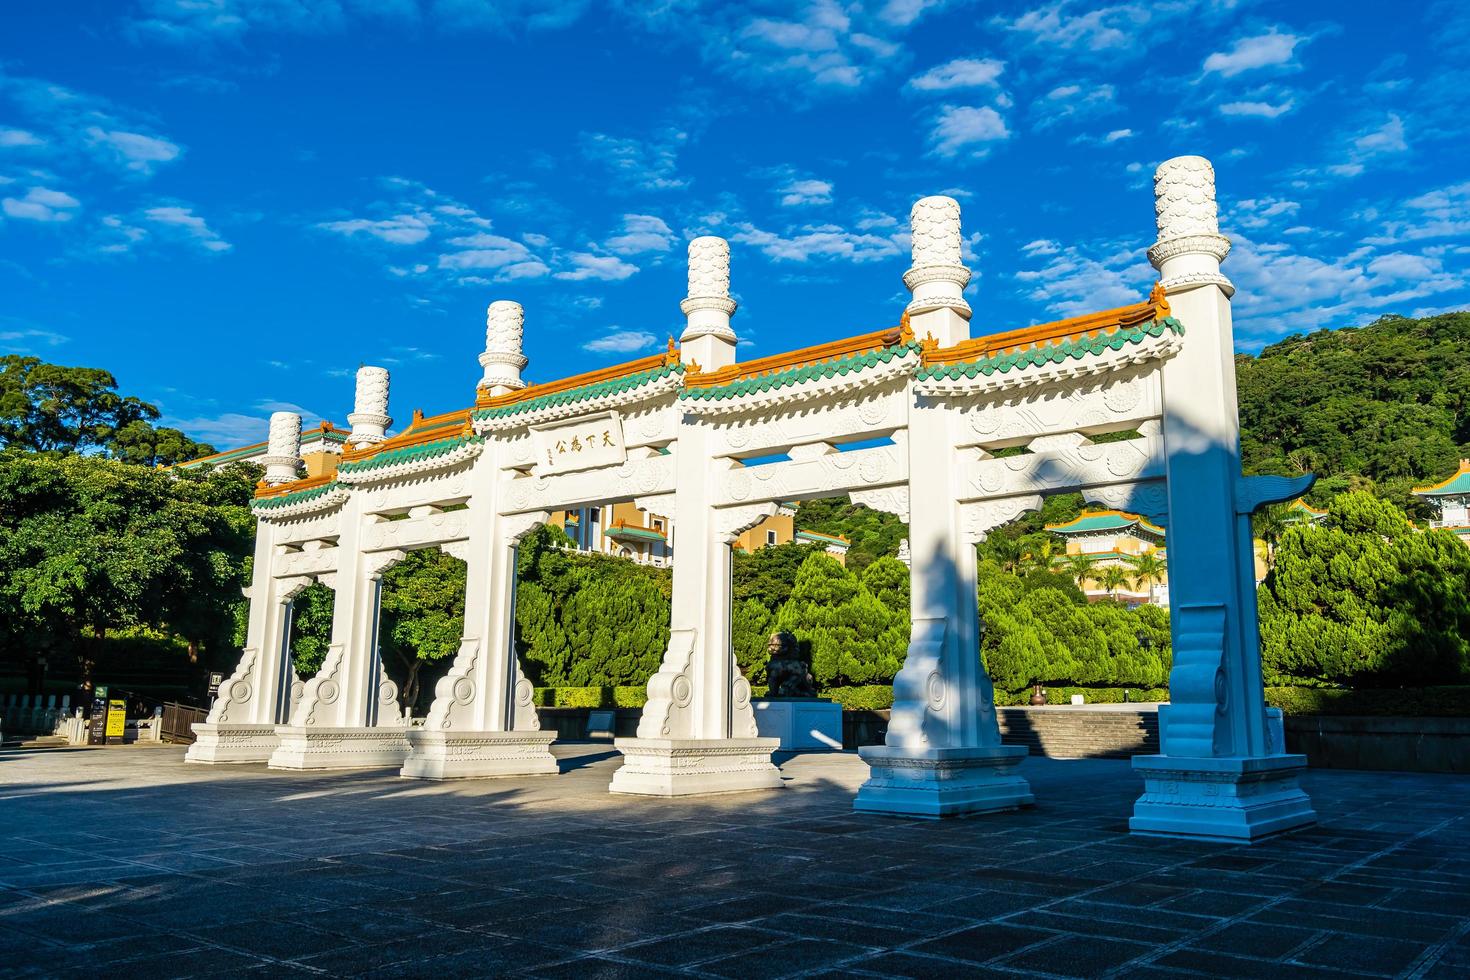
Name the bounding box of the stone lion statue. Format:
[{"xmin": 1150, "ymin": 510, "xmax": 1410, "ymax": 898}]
[{"xmin": 764, "ymin": 631, "xmax": 816, "ymax": 699}]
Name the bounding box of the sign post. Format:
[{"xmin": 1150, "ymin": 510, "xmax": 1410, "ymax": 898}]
[{"xmin": 88, "ymin": 686, "xmax": 109, "ymax": 745}]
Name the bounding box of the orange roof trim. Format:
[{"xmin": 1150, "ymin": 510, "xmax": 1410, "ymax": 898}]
[
  {"xmin": 684, "ymin": 322, "xmax": 913, "ymax": 390},
  {"xmin": 255, "ymin": 472, "xmax": 335, "ymax": 500},
  {"xmin": 923, "ymin": 282, "xmax": 1171, "ymax": 367},
  {"xmin": 475, "ymin": 345, "xmax": 680, "ymax": 411}
]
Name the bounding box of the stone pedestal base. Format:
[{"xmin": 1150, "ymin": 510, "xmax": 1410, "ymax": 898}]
[
  {"xmin": 400, "ymin": 729, "xmax": 559, "ymax": 780},
  {"xmin": 185, "ymin": 724, "xmax": 280, "ymax": 764},
  {"xmin": 854, "ymin": 744, "xmax": 1033, "ymax": 819},
  {"xmin": 1130, "ymin": 753, "xmax": 1317, "ymax": 843},
  {"xmin": 752, "ymin": 698, "xmax": 843, "ymax": 750},
  {"xmin": 267, "ymin": 726, "xmax": 411, "ymax": 771},
  {"xmin": 609, "ymin": 737, "xmax": 782, "ymax": 796}
]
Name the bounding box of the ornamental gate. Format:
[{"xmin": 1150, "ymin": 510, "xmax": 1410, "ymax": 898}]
[{"xmin": 188, "ymin": 156, "xmax": 1317, "ymax": 842}]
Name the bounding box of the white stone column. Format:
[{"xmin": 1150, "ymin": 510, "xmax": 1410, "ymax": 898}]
[
  {"xmin": 904, "ymin": 196, "xmax": 972, "ymax": 348},
  {"xmin": 679, "ymin": 237, "xmax": 738, "ymax": 373},
  {"xmin": 261, "ymin": 412, "xmax": 302, "ymax": 486},
  {"xmin": 347, "ymin": 366, "xmax": 391, "ymax": 448},
  {"xmin": 1130, "ymin": 155, "xmax": 1315, "ymax": 841},
  {"xmin": 401, "ymin": 448, "xmax": 558, "ymax": 780},
  {"xmin": 187, "ymin": 521, "xmax": 300, "ymax": 763},
  {"xmin": 269, "ymin": 493, "xmax": 411, "ymax": 770},
  {"xmin": 611, "ymin": 423, "xmax": 781, "ymax": 796},
  {"xmin": 853, "ymin": 401, "xmax": 1033, "ymax": 818},
  {"xmin": 479, "ymin": 301, "xmax": 528, "ymax": 393}
]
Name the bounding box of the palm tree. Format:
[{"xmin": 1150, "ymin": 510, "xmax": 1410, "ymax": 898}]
[
  {"xmin": 1253, "ymin": 503, "xmax": 1289, "ymax": 569},
  {"xmin": 1125, "ymin": 552, "xmax": 1168, "ymax": 601},
  {"xmin": 1098, "ymin": 564, "xmax": 1135, "ymax": 601},
  {"xmin": 1021, "ymin": 537, "xmax": 1065, "ymax": 576},
  {"xmin": 1062, "ymin": 552, "xmax": 1095, "ymax": 590}
]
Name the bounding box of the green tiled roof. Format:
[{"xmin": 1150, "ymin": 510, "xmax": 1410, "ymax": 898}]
[
  {"xmin": 1047, "ymin": 512, "xmax": 1166, "ymax": 536},
  {"xmin": 915, "ymin": 317, "xmax": 1185, "ymax": 382},
  {"xmin": 254, "ymin": 481, "xmax": 342, "ymax": 511},
  {"xmin": 337, "ymin": 434, "xmax": 482, "ymax": 476},
  {"xmin": 796, "ymin": 529, "xmax": 848, "ymax": 547},
  {"xmin": 1414, "ymin": 466, "xmax": 1470, "ymax": 497},
  {"xmin": 680, "ymin": 342, "xmax": 919, "ymax": 402},
  {"xmin": 605, "ymin": 525, "xmax": 667, "ymax": 543},
  {"xmin": 177, "ymin": 444, "xmax": 264, "ymax": 470},
  {"xmin": 474, "ymin": 363, "xmax": 684, "ymax": 422}
]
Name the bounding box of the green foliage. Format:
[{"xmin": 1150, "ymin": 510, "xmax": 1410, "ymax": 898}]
[
  {"xmin": 1236, "ymin": 311, "xmax": 1470, "ymax": 515},
  {"xmin": 531, "ymin": 686, "xmax": 650, "ymax": 708},
  {"xmin": 514, "ymin": 524, "xmax": 672, "ymax": 688},
  {"xmin": 732, "ymin": 598, "xmax": 775, "ymax": 683},
  {"xmin": 1266, "ymin": 686, "xmax": 1470, "ymax": 717},
  {"xmin": 0, "ymin": 355, "xmax": 213, "ymax": 464},
  {"xmin": 975, "ymin": 493, "xmax": 1084, "ymax": 570},
  {"xmin": 977, "ymin": 560, "xmax": 1171, "ymax": 693},
  {"xmin": 378, "ymin": 549, "xmax": 467, "ymax": 708},
  {"xmin": 0, "ymin": 449, "xmax": 252, "ymax": 684},
  {"xmin": 287, "ymin": 583, "xmax": 335, "ymax": 677},
  {"xmin": 732, "ymin": 540, "xmax": 819, "ymax": 609},
  {"xmin": 790, "ymin": 497, "xmax": 908, "ymax": 573},
  {"xmin": 774, "ymin": 551, "xmax": 907, "ymax": 687},
  {"xmin": 822, "ymin": 685, "xmax": 895, "ymax": 710},
  {"xmin": 1258, "ymin": 491, "xmax": 1470, "ymax": 687}
]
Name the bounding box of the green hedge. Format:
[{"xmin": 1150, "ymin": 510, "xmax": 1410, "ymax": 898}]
[
  {"xmin": 1266, "ymin": 686, "xmax": 1470, "ymax": 717},
  {"xmin": 532, "ymin": 686, "xmax": 648, "ymax": 708},
  {"xmin": 822, "ymin": 686, "xmax": 895, "ymax": 710}
]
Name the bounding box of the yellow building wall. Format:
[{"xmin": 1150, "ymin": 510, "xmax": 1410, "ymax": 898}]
[{"xmin": 734, "ymin": 512, "xmax": 795, "ymax": 554}]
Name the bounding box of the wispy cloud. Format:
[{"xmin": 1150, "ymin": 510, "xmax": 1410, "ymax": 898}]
[
  {"xmin": 555, "ymin": 253, "xmax": 639, "ymax": 281},
  {"xmin": 929, "ymin": 105, "xmax": 1010, "ymax": 158},
  {"xmin": 2, "ymin": 186, "xmax": 81, "ymax": 222},
  {"xmin": 731, "ymin": 221, "xmax": 902, "ymax": 263},
  {"xmin": 907, "ymin": 57, "xmax": 1005, "ymax": 92},
  {"xmin": 1219, "ymin": 100, "xmax": 1295, "ymax": 119},
  {"xmin": 583, "ymin": 329, "xmax": 657, "ymax": 353},
  {"xmin": 604, "ymin": 214, "xmax": 676, "ymax": 254},
  {"xmin": 1203, "ymin": 30, "xmax": 1304, "ymax": 78}
]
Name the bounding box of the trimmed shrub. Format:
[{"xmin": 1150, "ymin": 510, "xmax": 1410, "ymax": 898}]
[{"xmin": 1266, "ymin": 686, "xmax": 1470, "ymax": 717}]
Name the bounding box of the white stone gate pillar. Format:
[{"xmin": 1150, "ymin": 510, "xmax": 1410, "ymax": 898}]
[
  {"xmin": 401, "ymin": 463, "xmax": 558, "ymax": 779},
  {"xmin": 269, "ymin": 492, "xmax": 411, "ymax": 770},
  {"xmin": 611, "ymin": 240, "xmax": 779, "ymax": 796},
  {"xmin": 1130, "ymin": 156, "xmax": 1315, "ymax": 841},
  {"xmin": 187, "ymin": 521, "xmax": 300, "ymax": 763},
  {"xmin": 853, "ymin": 400, "xmax": 1034, "ymax": 817}
]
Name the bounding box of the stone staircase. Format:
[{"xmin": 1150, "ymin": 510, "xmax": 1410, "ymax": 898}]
[{"xmin": 998, "ymin": 706, "xmax": 1161, "ymax": 759}]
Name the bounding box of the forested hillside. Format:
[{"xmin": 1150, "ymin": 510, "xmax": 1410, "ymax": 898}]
[{"xmin": 1236, "ymin": 311, "xmax": 1470, "ymax": 515}]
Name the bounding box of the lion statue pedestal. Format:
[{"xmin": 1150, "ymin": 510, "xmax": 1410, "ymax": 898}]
[{"xmin": 750, "ymin": 632, "xmax": 843, "ymax": 751}]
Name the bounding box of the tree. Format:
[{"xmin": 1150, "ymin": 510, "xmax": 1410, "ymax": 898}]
[
  {"xmin": 787, "ymin": 497, "xmax": 908, "ymax": 573},
  {"xmin": 0, "ymin": 450, "xmax": 251, "ymax": 690},
  {"xmin": 1098, "ymin": 565, "xmax": 1135, "ymax": 600},
  {"xmin": 379, "ymin": 549, "xmax": 468, "ymax": 711},
  {"xmin": 775, "ymin": 552, "xmax": 905, "ymax": 687},
  {"xmin": 1061, "ymin": 552, "xmax": 1095, "ymax": 590},
  {"xmin": 1125, "ymin": 552, "xmax": 1168, "ymax": 598},
  {"xmin": 1259, "ymin": 491, "xmax": 1470, "ymax": 687},
  {"xmin": 0, "ymin": 355, "xmax": 212, "ymax": 464},
  {"xmin": 286, "ymin": 583, "xmax": 335, "ymax": 677}
]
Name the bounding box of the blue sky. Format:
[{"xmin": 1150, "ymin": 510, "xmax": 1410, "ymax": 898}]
[{"xmin": 3, "ymin": 1, "xmax": 1468, "ymax": 449}]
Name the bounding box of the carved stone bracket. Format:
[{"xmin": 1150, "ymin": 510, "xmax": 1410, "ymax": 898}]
[
  {"xmin": 714, "ymin": 502, "xmax": 781, "ymax": 542},
  {"xmin": 850, "ymin": 486, "xmax": 910, "ymax": 525},
  {"xmin": 960, "ymin": 495, "xmax": 1043, "ymax": 544},
  {"xmin": 638, "ymin": 629, "xmax": 697, "ymax": 739},
  {"xmin": 208, "ymin": 647, "xmax": 260, "ymax": 725}
]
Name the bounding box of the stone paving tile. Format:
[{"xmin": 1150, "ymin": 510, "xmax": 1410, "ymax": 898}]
[{"xmin": 4, "ymin": 744, "xmax": 1470, "ymax": 978}]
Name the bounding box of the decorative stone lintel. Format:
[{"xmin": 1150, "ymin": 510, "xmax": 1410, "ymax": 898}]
[
  {"xmin": 1130, "ymin": 753, "xmax": 1317, "ymax": 843},
  {"xmin": 401, "ymin": 729, "xmax": 558, "ymax": 780},
  {"xmin": 267, "ymin": 726, "xmax": 412, "ymax": 771},
  {"xmin": 185, "ymin": 723, "xmax": 280, "ymax": 764},
  {"xmin": 609, "ymin": 737, "xmax": 782, "ymax": 796},
  {"xmin": 853, "ymin": 744, "xmax": 1033, "ymax": 819}
]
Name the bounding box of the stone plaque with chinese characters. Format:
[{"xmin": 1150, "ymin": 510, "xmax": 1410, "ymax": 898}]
[{"xmin": 531, "ymin": 411, "xmax": 627, "ymax": 475}]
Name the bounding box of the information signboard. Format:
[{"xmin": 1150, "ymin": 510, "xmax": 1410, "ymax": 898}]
[
  {"xmin": 88, "ymin": 686, "xmax": 109, "ymax": 745},
  {"xmin": 105, "ymin": 700, "xmax": 127, "ymax": 742}
]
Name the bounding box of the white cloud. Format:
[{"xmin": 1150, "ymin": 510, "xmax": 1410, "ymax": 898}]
[
  {"xmin": 731, "ymin": 221, "xmax": 902, "ymax": 263},
  {"xmin": 144, "ymin": 205, "xmax": 231, "ymax": 251},
  {"xmin": 1013, "ymin": 240, "xmax": 1153, "ymax": 317},
  {"xmin": 1354, "ymin": 113, "xmax": 1407, "ymax": 155},
  {"xmin": 579, "ymin": 130, "xmax": 687, "ymax": 191},
  {"xmin": 994, "ymin": 1, "xmax": 1143, "ymax": 52},
  {"xmin": 84, "ymin": 126, "xmax": 182, "ymax": 175},
  {"xmin": 1203, "ymin": 30, "xmax": 1304, "ymax": 78},
  {"xmin": 929, "ymin": 105, "xmax": 1010, "ymax": 157},
  {"xmin": 0, "ymin": 127, "xmax": 44, "ymax": 148},
  {"xmin": 778, "ymin": 178, "xmax": 834, "ymax": 207},
  {"xmin": 1219, "ymin": 100, "xmax": 1294, "ymax": 119},
  {"xmin": 319, "ymin": 213, "xmax": 434, "ymax": 245},
  {"xmin": 1229, "ymin": 197, "xmax": 1301, "ymax": 231},
  {"xmin": 907, "ymin": 58, "xmax": 1005, "ymax": 92},
  {"xmin": 437, "ymin": 233, "xmax": 543, "ymax": 273},
  {"xmin": 605, "ymin": 214, "xmax": 676, "ymax": 254},
  {"xmin": 583, "ymin": 329, "xmax": 658, "ymax": 353},
  {"xmin": 1104, "ymin": 128, "xmax": 1134, "ymax": 142},
  {"xmin": 555, "ymin": 253, "xmax": 639, "ymax": 281},
  {"xmin": 0, "ymin": 324, "xmax": 69, "ymax": 352},
  {"xmin": 1033, "ymin": 82, "xmax": 1117, "ymax": 128},
  {"xmin": 2, "ymin": 186, "xmax": 81, "ymax": 222}
]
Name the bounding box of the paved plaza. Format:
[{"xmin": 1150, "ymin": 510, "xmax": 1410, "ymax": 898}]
[{"xmin": 1, "ymin": 745, "xmax": 1468, "ymax": 978}]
